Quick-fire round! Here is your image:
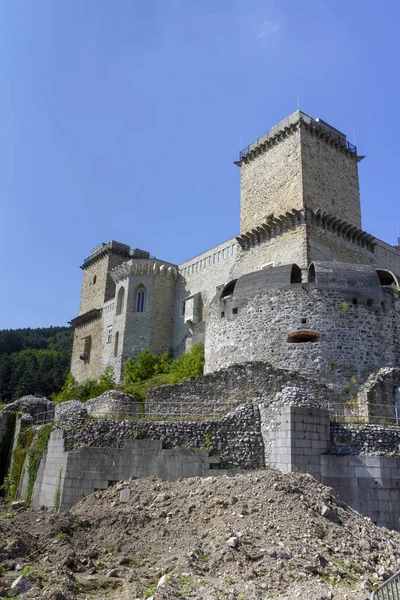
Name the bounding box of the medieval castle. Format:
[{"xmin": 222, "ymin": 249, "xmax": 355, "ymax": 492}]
[{"xmin": 70, "ymin": 110, "xmax": 400, "ymax": 391}]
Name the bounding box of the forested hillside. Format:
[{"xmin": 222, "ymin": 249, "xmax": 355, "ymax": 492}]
[{"xmin": 0, "ymin": 327, "xmax": 73, "ymax": 402}]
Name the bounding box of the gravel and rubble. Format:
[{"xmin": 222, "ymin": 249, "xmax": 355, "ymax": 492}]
[{"xmin": 0, "ymin": 470, "xmax": 399, "ymax": 599}]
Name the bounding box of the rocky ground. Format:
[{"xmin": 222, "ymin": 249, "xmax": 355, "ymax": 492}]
[{"xmin": 0, "ymin": 470, "xmax": 399, "ymax": 600}]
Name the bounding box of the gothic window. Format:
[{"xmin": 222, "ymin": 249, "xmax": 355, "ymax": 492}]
[
  {"xmin": 135, "ymin": 286, "xmax": 146, "ymax": 313},
  {"xmin": 116, "ymin": 286, "xmax": 125, "ymax": 316}
]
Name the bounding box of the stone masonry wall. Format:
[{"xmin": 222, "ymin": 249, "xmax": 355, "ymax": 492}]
[
  {"xmin": 70, "ymin": 318, "xmax": 103, "ymax": 382},
  {"xmin": 61, "ymin": 402, "xmax": 264, "ymax": 470},
  {"xmin": 78, "ymin": 252, "xmax": 128, "ymax": 316},
  {"xmin": 205, "ymin": 286, "xmax": 400, "ymax": 391},
  {"xmin": 174, "ymin": 228, "xmax": 308, "ymax": 356},
  {"xmin": 307, "ymin": 220, "xmax": 375, "ymax": 266},
  {"xmin": 240, "ymin": 127, "xmax": 303, "ymax": 233},
  {"xmin": 301, "ymin": 127, "xmax": 361, "ymax": 228},
  {"xmin": 330, "ymin": 422, "xmax": 400, "ymax": 455},
  {"xmin": 146, "ymin": 362, "xmax": 340, "ymax": 416}
]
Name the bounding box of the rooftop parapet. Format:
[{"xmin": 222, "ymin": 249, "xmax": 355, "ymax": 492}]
[
  {"xmin": 237, "ymin": 110, "xmax": 357, "ymax": 162},
  {"xmin": 81, "ymin": 241, "xmax": 131, "ymax": 269}
]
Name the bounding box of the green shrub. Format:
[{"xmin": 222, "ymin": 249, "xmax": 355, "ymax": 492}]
[
  {"xmin": 0, "ymin": 413, "xmax": 16, "ymax": 489},
  {"xmin": 124, "ymin": 351, "xmax": 171, "ymax": 384},
  {"xmin": 169, "ymin": 343, "xmax": 205, "ymax": 383},
  {"xmin": 4, "ymin": 426, "xmax": 35, "ymax": 501},
  {"xmin": 26, "ymin": 424, "xmax": 53, "ymax": 504}
]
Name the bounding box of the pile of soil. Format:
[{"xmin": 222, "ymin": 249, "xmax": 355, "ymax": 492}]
[{"xmin": 1, "ymin": 469, "xmax": 399, "ymax": 599}]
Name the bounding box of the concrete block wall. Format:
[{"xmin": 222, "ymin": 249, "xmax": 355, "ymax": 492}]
[
  {"xmin": 31, "ymin": 434, "xmax": 226, "ymax": 510},
  {"xmin": 265, "ymin": 405, "xmax": 330, "ymax": 480},
  {"xmin": 321, "ymin": 455, "xmax": 400, "ymax": 531},
  {"xmin": 32, "ymin": 429, "xmax": 68, "ymax": 509}
]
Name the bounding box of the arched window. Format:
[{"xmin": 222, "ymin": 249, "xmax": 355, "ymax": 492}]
[
  {"xmin": 309, "ymin": 263, "xmax": 316, "ymax": 283},
  {"xmin": 135, "ymin": 286, "xmax": 146, "ymax": 313},
  {"xmin": 116, "ymin": 286, "xmax": 125, "ymax": 316},
  {"xmin": 290, "ymin": 264, "xmax": 302, "ymax": 284},
  {"xmin": 220, "ymin": 279, "xmax": 238, "ymax": 301},
  {"xmin": 376, "ymin": 269, "xmax": 399, "ymax": 287}
]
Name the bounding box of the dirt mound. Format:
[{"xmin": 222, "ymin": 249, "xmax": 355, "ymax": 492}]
[{"xmin": 1, "ymin": 470, "xmax": 399, "ymax": 599}]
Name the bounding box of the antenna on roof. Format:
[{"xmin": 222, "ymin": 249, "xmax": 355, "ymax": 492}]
[
  {"xmin": 353, "ymin": 128, "xmax": 356, "ymax": 145},
  {"xmin": 297, "ymin": 92, "xmax": 300, "ymax": 111}
]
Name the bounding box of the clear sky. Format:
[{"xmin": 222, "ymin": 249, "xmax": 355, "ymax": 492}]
[{"xmin": 1, "ymin": 0, "xmax": 399, "ymax": 329}]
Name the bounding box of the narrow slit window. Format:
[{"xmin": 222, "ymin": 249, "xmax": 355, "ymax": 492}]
[
  {"xmin": 107, "ymin": 326, "xmax": 112, "ymax": 344},
  {"xmin": 116, "ymin": 286, "xmax": 125, "ymax": 315},
  {"xmin": 114, "ymin": 331, "xmax": 119, "ymax": 357}
]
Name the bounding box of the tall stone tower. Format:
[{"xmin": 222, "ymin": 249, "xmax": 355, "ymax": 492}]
[
  {"xmin": 70, "ymin": 242, "xmax": 131, "ymax": 382},
  {"xmin": 235, "ymin": 111, "xmax": 371, "ymax": 269}
]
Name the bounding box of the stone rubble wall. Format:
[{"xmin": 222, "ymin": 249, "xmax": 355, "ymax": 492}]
[
  {"xmin": 146, "ymin": 362, "xmax": 339, "ymax": 417},
  {"xmin": 205, "ymin": 286, "xmax": 400, "ymax": 392},
  {"xmin": 330, "ymin": 422, "xmax": 400, "ymax": 455},
  {"xmin": 60, "ymin": 402, "xmax": 264, "ymax": 470},
  {"xmin": 357, "ymin": 367, "xmax": 400, "ymax": 422}
]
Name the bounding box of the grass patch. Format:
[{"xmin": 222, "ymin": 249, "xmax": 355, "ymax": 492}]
[{"xmin": 26, "ymin": 423, "xmax": 52, "ymax": 504}]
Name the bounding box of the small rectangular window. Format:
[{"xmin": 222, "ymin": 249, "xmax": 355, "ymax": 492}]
[
  {"xmin": 107, "ymin": 326, "xmax": 113, "ymax": 344},
  {"xmin": 180, "ymin": 300, "xmax": 186, "ymax": 317},
  {"xmin": 232, "ymin": 307, "xmax": 238, "ymax": 315},
  {"xmin": 114, "ymin": 331, "xmax": 119, "ymax": 357},
  {"xmin": 221, "ymin": 311, "xmax": 225, "ymax": 318}
]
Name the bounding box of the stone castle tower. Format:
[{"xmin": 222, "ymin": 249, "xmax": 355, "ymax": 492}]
[{"xmin": 70, "ymin": 110, "xmax": 400, "ymax": 389}]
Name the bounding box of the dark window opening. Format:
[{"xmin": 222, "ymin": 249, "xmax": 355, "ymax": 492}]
[
  {"xmin": 290, "ymin": 264, "xmax": 302, "ymax": 284},
  {"xmin": 381, "ymin": 301, "xmax": 386, "ymax": 309},
  {"xmin": 376, "ymin": 269, "xmax": 398, "ymax": 287},
  {"xmin": 301, "ymin": 317, "xmax": 307, "ymax": 324},
  {"xmin": 136, "ymin": 287, "xmax": 146, "ymax": 313},
  {"xmin": 221, "ymin": 311, "xmax": 225, "ymax": 318},
  {"xmin": 93, "ymin": 275, "xmax": 97, "ymax": 284},
  {"xmin": 220, "ymin": 279, "xmax": 238, "ymax": 300},
  {"xmin": 233, "ymin": 307, "xmax": 238, "ymax": 315},
  {"xmin": 308, "ymin": 263, "xmax": 316, "ymax": 283},
  {"xmin": 287, "ymin": 330, "xmax": 321, "ymax": 344},
  {"xmin": 367, "ymin": 299, "xmax": 373, "ymax": 306},
  {"xmin": 114, "ymin": 331, "xmax": 119, "ymax": 357},
  {"xmin": 116, "ymin": 286, "xmax": 125, "ymax": 315},
  {"xmin": 352, "ymin": 297, "xmax": 358, "ymax": 305}
]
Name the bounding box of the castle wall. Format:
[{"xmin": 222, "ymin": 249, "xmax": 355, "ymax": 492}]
[
  {"xmin": 240, "ymin": 127, "xmax": 303, "ymax": 233},
  {"xmin": 205, "ymin": 286, "xmax": 400, "ymax": 390},
  {"xmin": 173, "ymin": 238, "xmax": 239, "ymax": 354},
  {"xmin": 174, "ymin": 228, "xmax": 308, "ymax": 355},
  {"xmin": 301, "ymin": 127, "xmax": 362, "ymax": 228},
  {"xmin": 70, "ymin": 318, "xmax": 103, "ymax": 382},
  {"xmin": 375, "ymin": 240, "xmax": 400, "ymax": 276},
  {"xmin": 79, "ymin": 252, "xmax": 128, "ymax": 315},
  {"xmin": 149, "ymin": 271, "xmax": 175, "ymax": 355},
  {"xmin": 307, "ymin": 220, "xmax": 375, "ymax": 265}
]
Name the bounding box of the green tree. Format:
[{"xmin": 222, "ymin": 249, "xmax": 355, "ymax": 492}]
[
  {"xmin": 169, "ymin": 343, "xmax": 205, "ymax": 383},
  {"xmin": 124, "ymin": 351, "xmax": 171, "ymax": 384}
]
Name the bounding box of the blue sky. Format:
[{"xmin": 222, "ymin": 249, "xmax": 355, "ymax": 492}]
[{"xmin": 1, "ymin": 0, "xmax": 399, "ymax": 329}]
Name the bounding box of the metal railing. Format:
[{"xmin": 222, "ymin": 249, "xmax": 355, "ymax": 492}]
[
  {"xmin": 33, "ymin": 409, "xmax": 55, "ymax": 425},
  {"xmin": 31, "ymin": 401, "xmax": 235, "ymax": 425},
  {"xmin": 239, "ymin": 113, "xmax": 357, "ymax": 159},
  {"xmin": 372, "ymin": 569, "xmax": 400, "ymax": 599},
  {"xmin": 327, "ymin": 401, "xmax": 400, "ymax": 426}
]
